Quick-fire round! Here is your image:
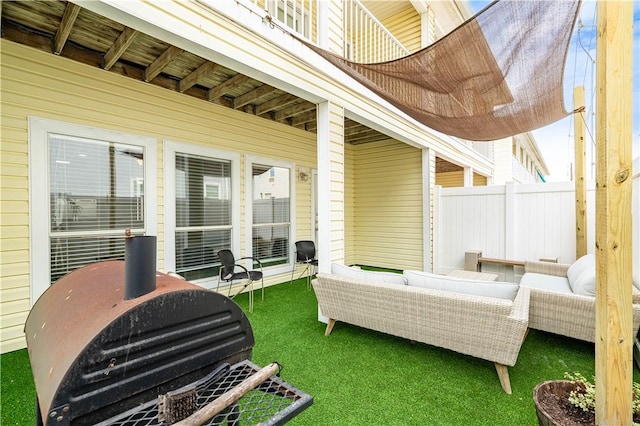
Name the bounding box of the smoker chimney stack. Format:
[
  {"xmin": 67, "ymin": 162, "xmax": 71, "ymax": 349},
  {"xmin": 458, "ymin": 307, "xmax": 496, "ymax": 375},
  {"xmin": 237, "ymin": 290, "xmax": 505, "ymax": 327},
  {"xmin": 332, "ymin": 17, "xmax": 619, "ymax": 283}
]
[{"xmin": 124, "ymin": 231, "xmax": 156, "ymax": 299}]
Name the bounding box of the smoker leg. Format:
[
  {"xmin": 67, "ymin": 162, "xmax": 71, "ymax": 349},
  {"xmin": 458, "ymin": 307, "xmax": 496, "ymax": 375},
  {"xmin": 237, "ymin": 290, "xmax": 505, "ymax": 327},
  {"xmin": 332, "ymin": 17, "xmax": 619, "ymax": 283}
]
[{"xmin": 35, "ymin": 397, "xmax": 44, "ymax": 426}]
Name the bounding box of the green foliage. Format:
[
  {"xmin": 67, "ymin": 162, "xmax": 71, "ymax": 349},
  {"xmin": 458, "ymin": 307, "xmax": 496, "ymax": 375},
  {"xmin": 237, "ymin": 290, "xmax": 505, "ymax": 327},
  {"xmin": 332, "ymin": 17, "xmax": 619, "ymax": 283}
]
[
  {"xmin": 564, "ymin": 372, "xmax": 596, "ymax": 412},
  {"xmin": 564, "ymin": 372, "xmax": 640, "ymax": 418},
  {"xmin": 3, "ymin": 279, "xmax": 640, "ymax": 425}
]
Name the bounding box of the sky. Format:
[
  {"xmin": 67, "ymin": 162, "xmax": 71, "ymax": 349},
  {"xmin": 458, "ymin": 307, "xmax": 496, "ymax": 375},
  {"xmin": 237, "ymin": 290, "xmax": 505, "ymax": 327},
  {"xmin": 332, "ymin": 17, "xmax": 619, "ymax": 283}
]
[{"xmin": 469, "ymin": 0, "xmax": 640, "ymax": 182}]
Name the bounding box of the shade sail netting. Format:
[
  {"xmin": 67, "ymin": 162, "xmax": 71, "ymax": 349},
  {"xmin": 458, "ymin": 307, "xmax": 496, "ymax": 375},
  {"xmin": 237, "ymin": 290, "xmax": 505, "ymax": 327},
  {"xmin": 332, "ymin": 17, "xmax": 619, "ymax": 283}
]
[{"xmin": 301, "ymin": 0, "xmax": 581, "ymax": 141}]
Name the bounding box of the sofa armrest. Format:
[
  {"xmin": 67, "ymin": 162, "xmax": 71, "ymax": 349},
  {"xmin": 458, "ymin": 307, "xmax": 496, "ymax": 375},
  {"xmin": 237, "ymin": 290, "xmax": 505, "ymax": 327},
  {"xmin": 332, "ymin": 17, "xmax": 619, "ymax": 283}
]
[
  {"xmin": 510, "ymin": 286, "xmax": 531, "ymax": 323},
  {"xmin": 524, "ymin": 260, "xmax": 570, "ymax": 277}
]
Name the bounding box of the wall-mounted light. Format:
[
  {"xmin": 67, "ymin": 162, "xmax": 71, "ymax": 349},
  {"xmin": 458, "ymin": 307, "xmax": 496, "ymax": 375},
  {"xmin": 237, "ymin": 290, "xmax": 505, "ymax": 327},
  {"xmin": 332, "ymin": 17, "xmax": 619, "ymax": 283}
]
[{"xmin": 298, "ymin": 167, "xmax": 309, "ymax": 182}]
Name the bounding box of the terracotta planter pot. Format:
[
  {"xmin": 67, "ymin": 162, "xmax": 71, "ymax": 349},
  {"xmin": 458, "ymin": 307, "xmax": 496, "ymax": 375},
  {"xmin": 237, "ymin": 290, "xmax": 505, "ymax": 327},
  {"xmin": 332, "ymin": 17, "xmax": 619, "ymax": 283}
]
[{"xmin": 533, "ymin": 380, "xmax": 578, "ymax": 426}]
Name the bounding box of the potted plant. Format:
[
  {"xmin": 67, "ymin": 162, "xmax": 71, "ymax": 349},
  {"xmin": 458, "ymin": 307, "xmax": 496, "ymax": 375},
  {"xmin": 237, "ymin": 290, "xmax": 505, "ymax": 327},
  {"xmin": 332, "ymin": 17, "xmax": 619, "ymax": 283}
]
[{"xmin": 533, "ymin": 372, "xmax": 640, "ymax": 426}]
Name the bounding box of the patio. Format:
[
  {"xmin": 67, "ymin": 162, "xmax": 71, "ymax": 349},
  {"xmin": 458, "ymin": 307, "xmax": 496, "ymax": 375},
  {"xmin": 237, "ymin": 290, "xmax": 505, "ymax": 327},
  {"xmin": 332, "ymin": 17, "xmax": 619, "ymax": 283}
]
[{"xmin": 2, "ymin": 277, "xmax": 637, "ymax": 425}]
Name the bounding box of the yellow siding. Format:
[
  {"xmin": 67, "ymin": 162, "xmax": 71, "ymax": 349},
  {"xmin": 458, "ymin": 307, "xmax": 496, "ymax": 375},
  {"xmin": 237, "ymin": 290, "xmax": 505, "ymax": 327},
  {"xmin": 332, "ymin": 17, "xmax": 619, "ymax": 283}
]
[
  {"xmin": 344, "ymin": 143, "xmax": 356, "ymax": 265},
  {"xmin": 428, "ymin": 149, "xmax": 436, "ymax": 270},
  {"xmin": 436, "ymin": 171, "xmax": 464, "ymax": 187},
  {"xmin": 352, "ymin": 140, "xmax": 423, "ymax": 270},
  {"xmin": 0, "ymin": 40, "xmax": 318, "ymax": 353},
  {"xmin": 328, "ymin": 0, "xmax": 344, "ymax": 54},
  {"xmin": 328, "ymin": 102, "xmax": 345, "ymax": 263},
  {"xmin": 473, "ymin": 173, "xmax": 488, "ymax": 186},
  {"xmin": 382, "ymin": 6, "xmax": 422, "ymax": 53}
]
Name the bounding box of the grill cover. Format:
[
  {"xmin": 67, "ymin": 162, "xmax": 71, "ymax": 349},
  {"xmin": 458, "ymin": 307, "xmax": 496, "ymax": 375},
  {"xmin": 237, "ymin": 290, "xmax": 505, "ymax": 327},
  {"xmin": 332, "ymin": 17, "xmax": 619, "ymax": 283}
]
[{"xmin": 25, "ymin": 261, "xmax": 254, "ymax": 425}]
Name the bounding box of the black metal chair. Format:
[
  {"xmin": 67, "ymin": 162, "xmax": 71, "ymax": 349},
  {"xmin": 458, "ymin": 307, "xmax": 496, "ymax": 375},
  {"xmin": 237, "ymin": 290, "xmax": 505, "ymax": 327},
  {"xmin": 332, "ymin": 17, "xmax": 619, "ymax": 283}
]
[
  {"xmin": 290, "ymin": 240, "xmax": 318, "ymax": 289},
  {"xmin": 217, "ymin": 249, "xmax": 264, "ymax": 312}
]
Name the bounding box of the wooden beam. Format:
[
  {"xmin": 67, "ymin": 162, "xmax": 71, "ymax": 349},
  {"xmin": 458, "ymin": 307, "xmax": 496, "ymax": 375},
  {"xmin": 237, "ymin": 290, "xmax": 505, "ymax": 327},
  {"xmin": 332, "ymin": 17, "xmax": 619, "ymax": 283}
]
[
  {"xmin": 255, "ymin": 93, "xmax": 298, "ymax": 116},
  {"xmin": 178, "ymin": 61, "xmax": 219, "ymax": 92},
  {"xmin": 574, "ymin": 86, "xmax": 587, "ymax": 259},
  {"xmin": 594, "ymin": 1, "xmax": 634, "ymax": 424},
  {"xmin": 207, "ymin": 74, "xmax": 250, "ymax": 101},
  {"xmin": 144, "ymin": 45, "xmax": 182, "ymax": 82},
  {"xmin": 53, "ymin": 2, "xmax": 80, "ymax": 55},
  {"xmin": 102, "ymin": 27, "xmax": 138, "ymax": 70},
  {"xmin": 233, "ymin": 84, "xmax": 278, "ymax": 109},
  {"xmin": 274, "ymin": 101, "xmax": 316, "ymax": 121},
  {"xmin": 290, "ymin": 110, "xmax": 316, "ymax": 127}
]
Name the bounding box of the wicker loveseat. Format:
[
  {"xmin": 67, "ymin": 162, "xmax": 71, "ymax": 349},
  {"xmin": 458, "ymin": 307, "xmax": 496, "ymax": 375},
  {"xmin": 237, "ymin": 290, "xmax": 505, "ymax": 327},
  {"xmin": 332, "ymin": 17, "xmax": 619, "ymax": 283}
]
[
  {"xmin": 312, "ymin": 268, "xmax": 530, "ymax": 394},
  {"xmin": 520, "ymin": 254, "xmax": 640, "ymax": 342}
]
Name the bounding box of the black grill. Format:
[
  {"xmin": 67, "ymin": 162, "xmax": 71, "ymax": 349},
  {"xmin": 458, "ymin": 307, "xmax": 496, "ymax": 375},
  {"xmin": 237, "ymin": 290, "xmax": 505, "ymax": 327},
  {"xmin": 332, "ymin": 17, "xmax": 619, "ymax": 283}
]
[{"xmin": 25, "ymin": 237, "xmax": 311, "ymax": 425}]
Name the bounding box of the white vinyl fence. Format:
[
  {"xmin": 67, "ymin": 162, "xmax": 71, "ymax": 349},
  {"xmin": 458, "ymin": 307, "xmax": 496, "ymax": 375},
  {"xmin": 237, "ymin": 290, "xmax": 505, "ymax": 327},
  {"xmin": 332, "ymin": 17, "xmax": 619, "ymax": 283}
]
[{"xmin": 434, "ymin": 157, "xmax": 640, "ymax": 283}]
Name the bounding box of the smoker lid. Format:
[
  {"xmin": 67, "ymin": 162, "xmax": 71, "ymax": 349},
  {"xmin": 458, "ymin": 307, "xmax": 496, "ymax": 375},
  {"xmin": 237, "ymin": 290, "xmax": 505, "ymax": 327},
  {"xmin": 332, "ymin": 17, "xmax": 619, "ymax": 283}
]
[{"xmin": 25, "ymin": 261, "xmax": 252, "ymax": 422}]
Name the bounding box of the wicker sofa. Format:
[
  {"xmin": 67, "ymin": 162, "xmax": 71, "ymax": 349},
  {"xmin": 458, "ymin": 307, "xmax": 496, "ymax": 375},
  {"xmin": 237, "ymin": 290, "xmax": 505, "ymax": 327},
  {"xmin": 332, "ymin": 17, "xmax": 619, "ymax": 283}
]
[
  {"xmin": 312, "ymin": 268, "xmax": 530, "ymax": 394},
  {"xmin": 520, "ymin": 254, "xmax": 640, "ymax": 342}
]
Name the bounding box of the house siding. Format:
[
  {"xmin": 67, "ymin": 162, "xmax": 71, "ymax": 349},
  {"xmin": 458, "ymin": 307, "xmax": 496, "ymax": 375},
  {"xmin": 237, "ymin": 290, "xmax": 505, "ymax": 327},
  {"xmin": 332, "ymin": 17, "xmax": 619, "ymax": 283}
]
[
  {"xmin": 352, "ymin": 140, "xmax": 423, "ymax": 270},
  {"xmin": 344, "ymin": 143, "xmax": 356, "ymax": 265},
  {"xmin": 436, "ymin": 171, "xmax": 464, "ymax": 187},
  {"xmin": 474, "ymin": 173, "xmax": 488, "ymax": 186},
  {"xmin": 491, "ymin": 137, "xmax": 514, "ymax": 185},
  {"xmin": 381, "ymin": 6, "xmax": 422, "ymax": 53},
  {"xmin": 0, "ymin": 40, "xmax": 318, "ymax": 353}
]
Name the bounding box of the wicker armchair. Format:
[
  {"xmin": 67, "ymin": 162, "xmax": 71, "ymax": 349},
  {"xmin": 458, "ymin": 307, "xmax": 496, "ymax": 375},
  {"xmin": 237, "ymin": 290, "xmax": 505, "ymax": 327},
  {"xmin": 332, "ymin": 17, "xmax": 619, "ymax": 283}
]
[
  {"xmin": 521, "ymin": 259, "xmax": 640, "ymax": 343},
  {"xmin": 312, "ymin": 273, "xmax": 530, "ymax": 394}
]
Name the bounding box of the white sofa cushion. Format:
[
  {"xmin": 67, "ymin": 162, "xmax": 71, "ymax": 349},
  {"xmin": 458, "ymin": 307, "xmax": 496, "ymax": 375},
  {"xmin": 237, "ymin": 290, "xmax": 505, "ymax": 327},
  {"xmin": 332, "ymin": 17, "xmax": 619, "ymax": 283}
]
[
  {"xmin": 403, "ymin": 270, "xmax": 519, "ymax": 300},
  {"xmin": 566, "ymin": 254, "xmax": 595, "ymax": 291},
  {"xmin": 520, "ymin": 272, "xmax": 573, "ymax": 294},
  {"xmin": 330, "ymin": 263, "xmax": 408, "ymax": 285}
]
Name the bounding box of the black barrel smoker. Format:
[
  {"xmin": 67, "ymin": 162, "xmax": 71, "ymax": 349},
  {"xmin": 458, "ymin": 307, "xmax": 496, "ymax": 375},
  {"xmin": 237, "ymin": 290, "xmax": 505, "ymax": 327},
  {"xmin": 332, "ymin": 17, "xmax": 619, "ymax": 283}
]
[{"xmin": 25, "ymin": 237, "xmax": 311, "ymax": 425}]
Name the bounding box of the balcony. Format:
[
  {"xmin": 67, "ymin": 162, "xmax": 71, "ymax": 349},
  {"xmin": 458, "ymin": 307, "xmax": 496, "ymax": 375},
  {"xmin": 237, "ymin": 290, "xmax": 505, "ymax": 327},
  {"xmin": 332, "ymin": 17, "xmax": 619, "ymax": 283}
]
[{"xmin": 240, "ymin": 0, "xmax": 409, "ymax": 62}]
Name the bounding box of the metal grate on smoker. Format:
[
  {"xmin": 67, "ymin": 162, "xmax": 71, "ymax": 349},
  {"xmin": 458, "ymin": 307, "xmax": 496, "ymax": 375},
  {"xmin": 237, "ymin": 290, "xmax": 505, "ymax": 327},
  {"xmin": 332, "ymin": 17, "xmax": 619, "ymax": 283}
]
[{"xmin": 95, "ymin": 361, "xmax": 312, "ymax": 426}]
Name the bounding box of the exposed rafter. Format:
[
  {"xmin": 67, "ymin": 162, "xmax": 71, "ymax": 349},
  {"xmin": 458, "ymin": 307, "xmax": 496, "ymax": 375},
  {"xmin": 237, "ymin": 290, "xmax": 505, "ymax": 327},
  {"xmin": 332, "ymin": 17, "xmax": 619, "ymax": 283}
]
[
  {"xmin": 178, "ymin": 61, "xmax": 220, "ymax": 92},
  {"xmin": 53, "ymin": 2, "xmax": 80, "ymax": 55},
  {"xmin": 233, "ymin": 84, "xmax": 278, "ymax": 110},
  {"xmin": 144, "ymin": 45, "xmax": 183, "ymax": 82},
  {"xmin": 103, "ymin": 27, "xmax": 138, "ymax": 70},
  {"xmin": 207, "ymin": 74, "xmax": 250, "ymax": 101}
]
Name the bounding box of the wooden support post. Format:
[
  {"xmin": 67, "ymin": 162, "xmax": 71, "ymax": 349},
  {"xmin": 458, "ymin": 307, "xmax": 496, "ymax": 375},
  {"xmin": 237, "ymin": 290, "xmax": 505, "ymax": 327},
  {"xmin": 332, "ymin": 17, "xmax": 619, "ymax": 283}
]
[
  {"xmin": 594, "ymin": 1, "xmax": 634, "ymax": 424},
  {"xmin": 573, "ymin": 86, "xmax": 587, "ymax": 259}
]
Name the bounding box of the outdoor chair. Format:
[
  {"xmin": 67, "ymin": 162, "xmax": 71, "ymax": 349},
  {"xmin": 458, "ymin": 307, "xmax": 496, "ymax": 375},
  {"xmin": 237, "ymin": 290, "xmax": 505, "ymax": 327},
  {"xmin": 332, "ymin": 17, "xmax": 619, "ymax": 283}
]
[
  {"xmin": 291, "ymin": 240, "xmax": 318, "ymax": 289},
  {"xmin": 217, "ymin": 249, "xmax": 264, "ymax": 312}
]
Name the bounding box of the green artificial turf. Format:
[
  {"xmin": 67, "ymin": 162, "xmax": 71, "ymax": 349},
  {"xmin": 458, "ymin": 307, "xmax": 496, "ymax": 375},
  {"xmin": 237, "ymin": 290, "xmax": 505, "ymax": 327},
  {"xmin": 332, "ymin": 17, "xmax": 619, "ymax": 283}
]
[{"xmin": 2, "ymin": 278, "xmax": 638, "ymax": 425}]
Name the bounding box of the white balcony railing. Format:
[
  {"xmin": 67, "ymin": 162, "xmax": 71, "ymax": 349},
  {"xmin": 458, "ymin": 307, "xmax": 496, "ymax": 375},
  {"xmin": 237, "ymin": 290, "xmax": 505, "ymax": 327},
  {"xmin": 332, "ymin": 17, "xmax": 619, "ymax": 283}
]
[
  {"xmin": 239, "ymin": 0, "xmax": 408, "ymax": 62},
  {"xmin": 344, "ymin": 0, "xmax": 410, "ymax": 63}
]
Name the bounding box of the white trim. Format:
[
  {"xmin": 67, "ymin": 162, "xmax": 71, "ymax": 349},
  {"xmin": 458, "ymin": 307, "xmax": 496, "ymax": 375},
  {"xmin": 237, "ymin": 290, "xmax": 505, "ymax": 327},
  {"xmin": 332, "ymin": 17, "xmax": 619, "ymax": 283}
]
[
  {"xmin": 316, "ymin": 101, "xmax": 332, "ymax": 273},
  {"xmin": 28, "ymin": 116, "xmax": 157, "ymax": 305},
  {"xmin": 422, "ymin": 148, "xmax": 432, "ymax": 272},
  {"xmin": 163, "ymin": 140, "xmax": 240, "ymax": 289},
  {"xmin": 244, "ymin": 154, "xmax": 296, "ymax": 276},
  {"xmin": 311, "ymin": 168, "xmax": 318, "ymax": 244}
]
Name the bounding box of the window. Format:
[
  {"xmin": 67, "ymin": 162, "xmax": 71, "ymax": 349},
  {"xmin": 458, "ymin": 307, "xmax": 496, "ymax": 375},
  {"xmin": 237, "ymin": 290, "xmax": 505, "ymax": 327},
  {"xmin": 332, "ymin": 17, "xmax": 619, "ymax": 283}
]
[
  {"xmin": 164, "ymin": 142, "xmax": 240, "ymax": 287},
  {"xmin": 29, "ymin": 118, "xmax": 157, "ymax": 303},
  {"xmin": 246, "ymin": 158, "xmax": 294, "ymax": 271}
]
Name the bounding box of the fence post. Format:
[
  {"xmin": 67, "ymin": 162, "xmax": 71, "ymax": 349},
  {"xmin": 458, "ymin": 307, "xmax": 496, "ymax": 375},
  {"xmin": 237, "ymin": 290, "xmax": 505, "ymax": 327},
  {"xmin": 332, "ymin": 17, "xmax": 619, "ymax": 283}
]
[{"xmin": 505, "ymin": 182, "xmax": 516, "ymax": 260}]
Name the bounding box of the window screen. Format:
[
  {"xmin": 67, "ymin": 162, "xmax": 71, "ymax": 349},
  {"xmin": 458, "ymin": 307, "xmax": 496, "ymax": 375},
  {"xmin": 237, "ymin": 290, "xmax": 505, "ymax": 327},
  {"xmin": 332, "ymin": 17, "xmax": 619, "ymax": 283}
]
[
  {"xmin": 175, "ymin": 153, "xmax": 232, "ymax": 281},
  {"xmin": 49, "ymin": 135, "xmax": 145, "ymax": 282},
  {"xmin": 252, "ymin": 164, "xmax": 290, "ymax": 266}
]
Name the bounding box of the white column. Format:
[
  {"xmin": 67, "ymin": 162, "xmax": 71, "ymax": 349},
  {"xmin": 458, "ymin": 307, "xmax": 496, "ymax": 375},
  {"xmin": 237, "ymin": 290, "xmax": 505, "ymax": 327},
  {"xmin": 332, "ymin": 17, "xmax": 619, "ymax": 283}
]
[
  {"xmin": 317, "ymin": 0, "xmax": 328, "ymax": 49},
  {"xmin": 316, "ymin": 100, "xmax": 344, "ymax": 324},
  {"xmin": 316, "ymin": 101, "xmax": 345, "ymax": 273},
  {"xmin": 422, "ymin": 148, "xmax": 434, "ymax": 271},
  {"xmin": 463, "ymin": 167, "xmax": 474, "ymax": 187}
]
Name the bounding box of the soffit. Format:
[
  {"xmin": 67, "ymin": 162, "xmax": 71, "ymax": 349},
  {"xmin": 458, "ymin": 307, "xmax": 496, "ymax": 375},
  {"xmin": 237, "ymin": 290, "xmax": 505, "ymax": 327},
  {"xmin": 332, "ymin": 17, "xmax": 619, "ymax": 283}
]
[{"xmin": 0, "ymin": 0, "xmax": 391, "ymax": 145}]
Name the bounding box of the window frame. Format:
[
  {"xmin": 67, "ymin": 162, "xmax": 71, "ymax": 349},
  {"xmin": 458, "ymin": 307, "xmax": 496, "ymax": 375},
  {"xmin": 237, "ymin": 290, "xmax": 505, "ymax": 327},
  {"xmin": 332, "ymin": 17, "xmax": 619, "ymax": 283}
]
[
  {"xmin": 163, "ymin": 140, "xmax": 240, "ymax": 289},
  {"xmin": 29, "ymin": 117, "xmax": 157, "ymax": 305},
  {"xmin": 244, "ymin": 155, "xmax": 296, "ymax": 276}
]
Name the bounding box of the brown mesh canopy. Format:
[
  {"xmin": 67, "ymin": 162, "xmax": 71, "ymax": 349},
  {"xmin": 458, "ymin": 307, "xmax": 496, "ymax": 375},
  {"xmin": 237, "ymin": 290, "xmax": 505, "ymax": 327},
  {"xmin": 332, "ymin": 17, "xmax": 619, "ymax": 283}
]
[{"xmin": 301, "ymin": 0, "xmax": 581, "ymax": 141}]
